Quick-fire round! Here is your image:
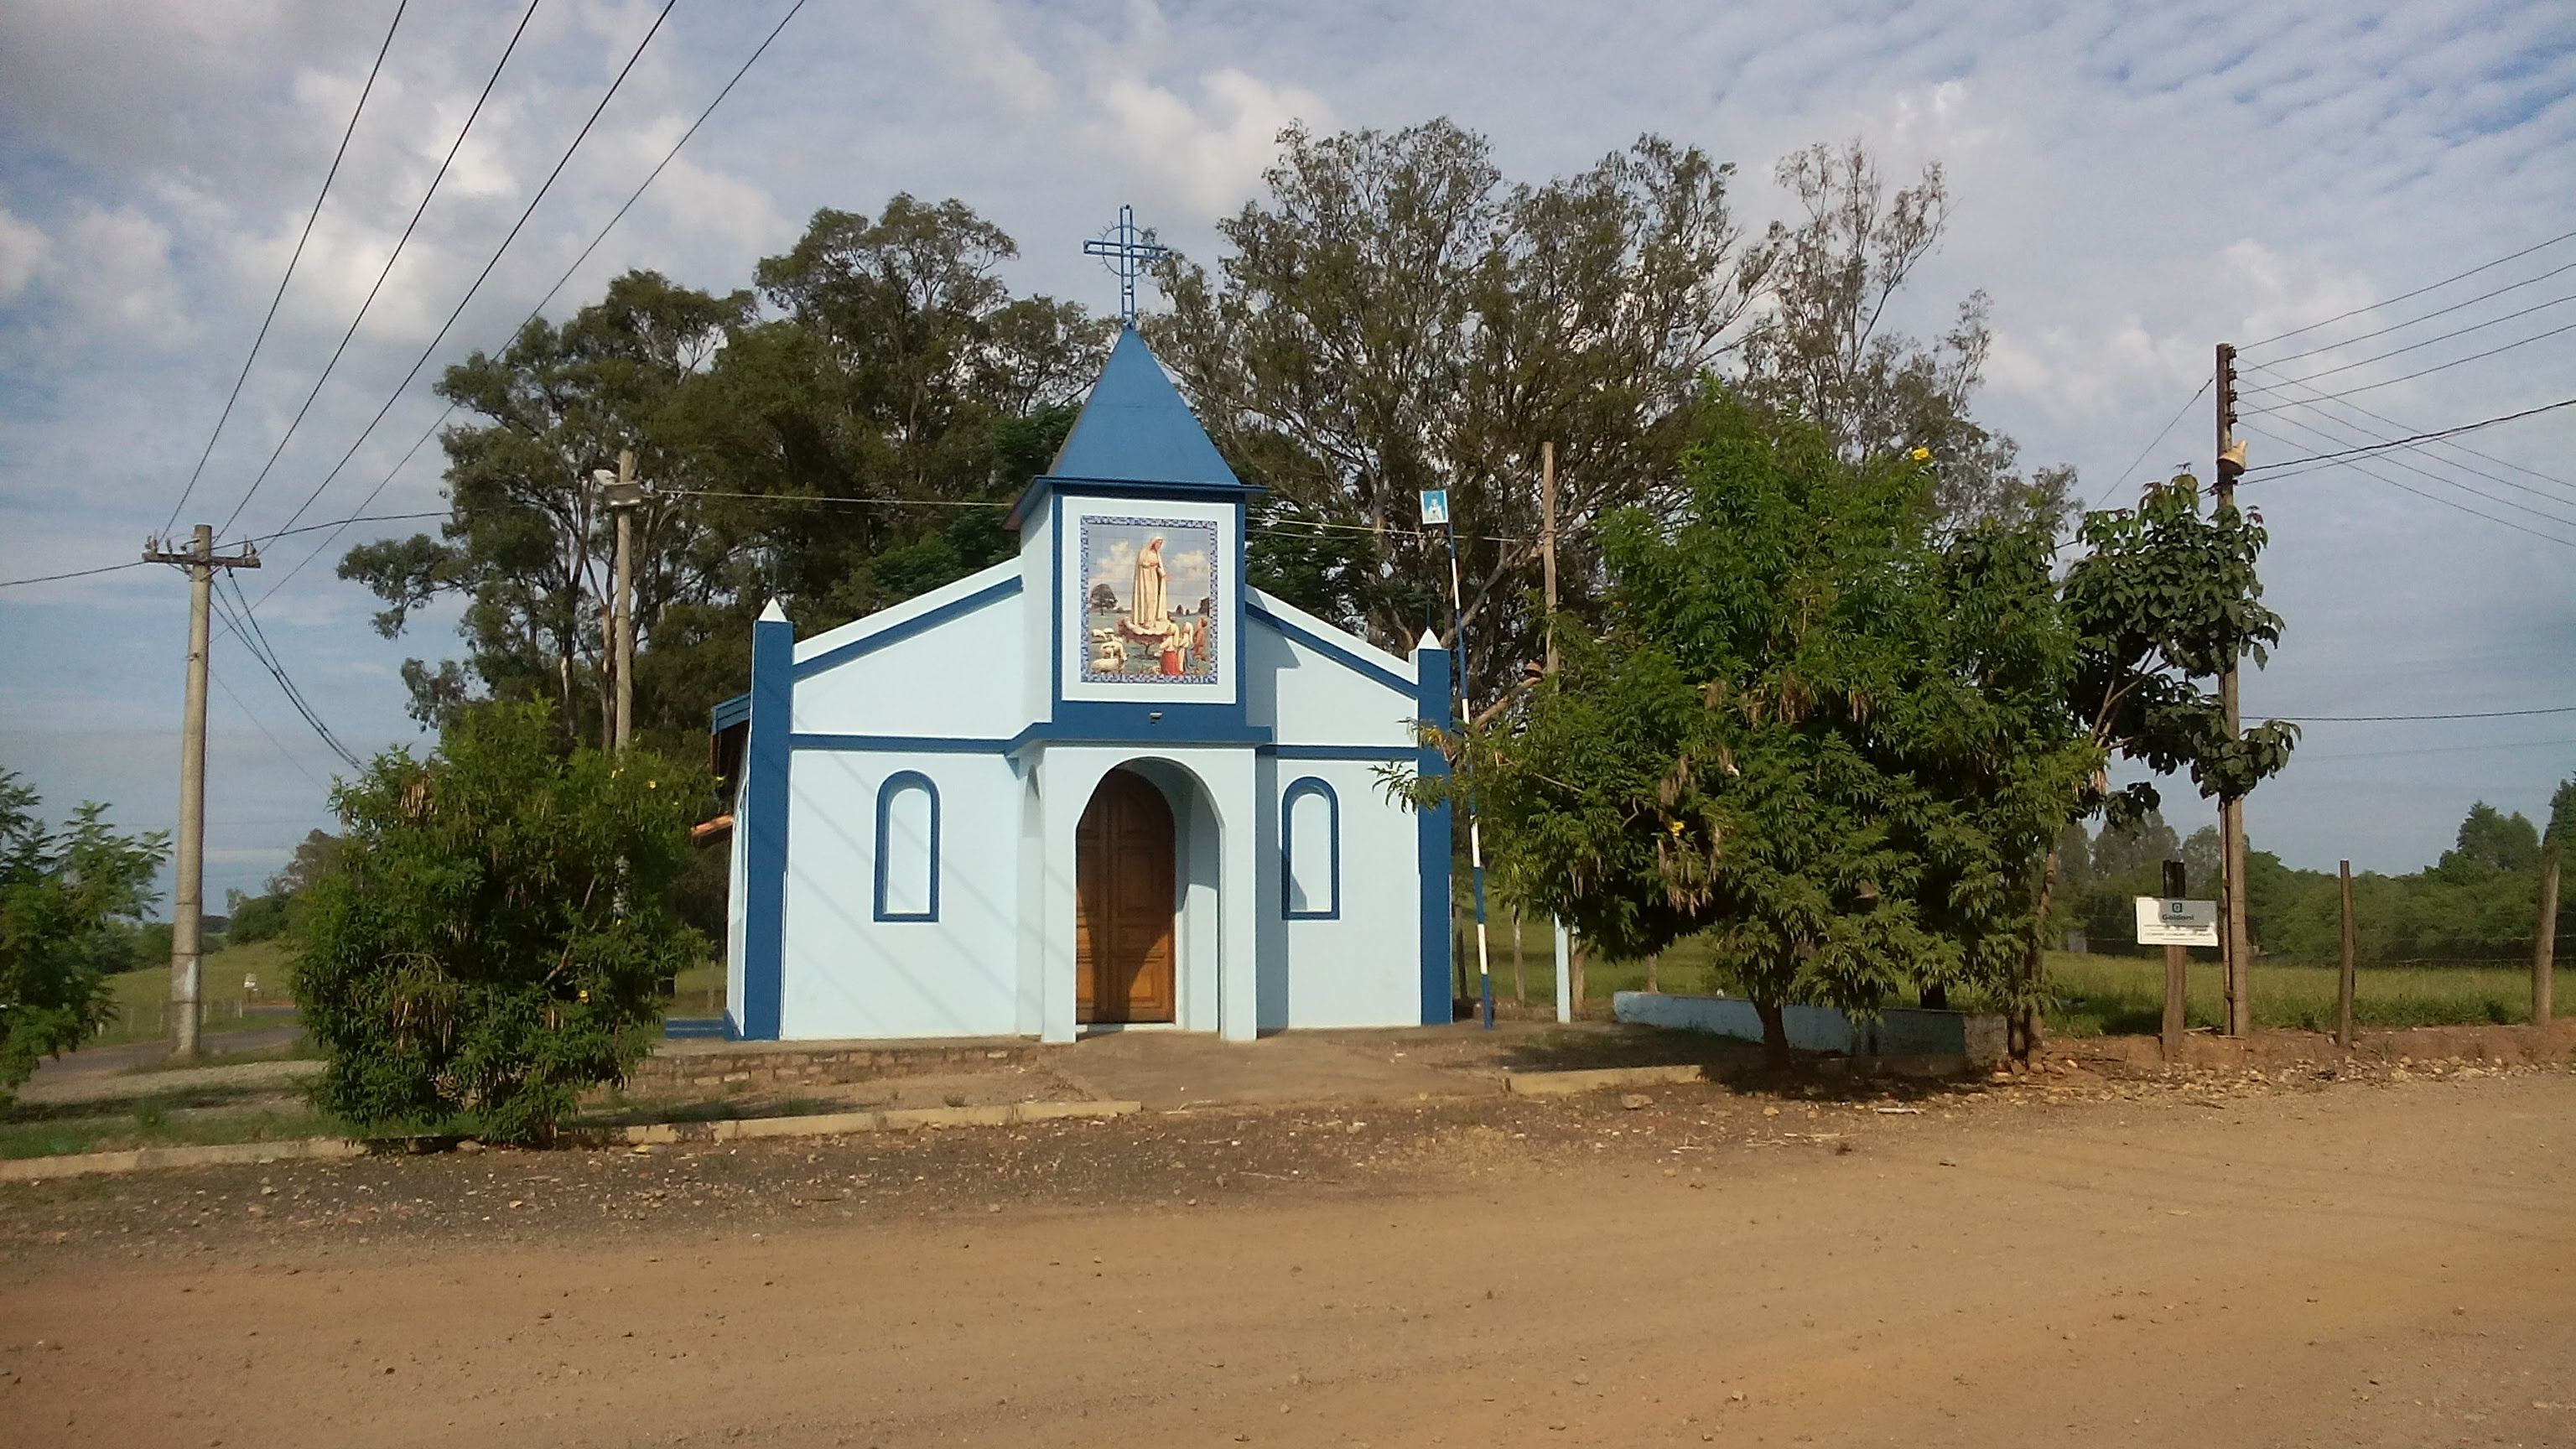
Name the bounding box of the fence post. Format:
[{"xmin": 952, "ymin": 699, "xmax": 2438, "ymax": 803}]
[
  {"xmin": 2337, "ymin": 860, "xmax": 2356, "ymax": 1051},
  {"xmin": 2537, "ymin": 846, "xmax": 2560, "ymax": 1031},
  {"xmin": 2160, "ymin": 860, "xmax": 2187, "ymax": 1062}
]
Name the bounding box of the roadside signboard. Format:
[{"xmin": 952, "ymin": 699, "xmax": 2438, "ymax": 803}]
[
  {"xmin": 2135, "ymin": 896, "xmax": 2220, "ymax": 948},
  {"xmin": 1419, "ymin": 488, "xmax": 1449, "ymax": 527}
]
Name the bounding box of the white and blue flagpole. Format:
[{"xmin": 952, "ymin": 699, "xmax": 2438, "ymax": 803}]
[{"xmin": 1423, "ymin": 487, "xmax": 1495, "ymax": 1031}]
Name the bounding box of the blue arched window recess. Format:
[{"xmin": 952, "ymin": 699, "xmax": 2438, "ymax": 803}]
[
  {"xmin": 1281, "ymin": 776, "xmax": 1340, "ymax": 919},
  {"xmin": 875, "ymin": 771, "xmax": 940, "ymax": 922}
]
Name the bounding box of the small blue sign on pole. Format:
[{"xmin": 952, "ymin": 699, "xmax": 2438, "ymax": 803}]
[{"xmin": 1418, "ymin": 488, "xmax": 1449, "ymax": 527}]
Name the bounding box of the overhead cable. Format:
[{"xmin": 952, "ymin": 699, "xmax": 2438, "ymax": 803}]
[
  {"xmin": 212, "ymin": 0, "xmax": 543, "ymax": 538},
  {"xmin": 165, "ymin": 0, "xmax": 408, "ymax": 536}
]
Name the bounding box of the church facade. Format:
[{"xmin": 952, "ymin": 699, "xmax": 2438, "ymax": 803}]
[{"xmin": 711, "ymin": 325, "xmax": 1452, "ymax": 1043}]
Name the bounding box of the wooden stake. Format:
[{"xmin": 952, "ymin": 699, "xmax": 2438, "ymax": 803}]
[
  {"xmin": 2160, "ymin": 860, "xmax": 2187, "ymax": 1062},
  {"xmin": 2537, "ymin": 846, "xmax": 2559, "ymax": 1029},
  {"xmin": 2338, "ymin": 860, "xmax": 2357, "ymax": 1050}
]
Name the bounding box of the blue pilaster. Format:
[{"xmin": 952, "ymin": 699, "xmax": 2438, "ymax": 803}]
[
  {"xmin": 1414, "ymin": 635, "xmax": 1453, "ymax": 1026},
  {"xmin": 739, "ymin": 601, "xmax": 794, "ymax": 1040}
]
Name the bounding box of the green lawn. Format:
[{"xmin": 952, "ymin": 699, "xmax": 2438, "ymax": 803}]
[
  {"xmin": 1457, "ymin": 915, "xmax": 2568, "ymax": 1036},
  {"xmin": 0, "ymin": 1091, "xmax": 347, "ymax": 1160},
  {"xmin": 95, "ymin": 939, "xmax": 299, "ymax": 1046}
]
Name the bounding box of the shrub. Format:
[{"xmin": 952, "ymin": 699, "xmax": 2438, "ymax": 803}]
[
  {"xmin": 0, "ymin": 772, "xmax": 166, "ymax": 1105},
  {"xmin": 293, "ymin": 704, "xmax": 708, "ymax": 1143}
]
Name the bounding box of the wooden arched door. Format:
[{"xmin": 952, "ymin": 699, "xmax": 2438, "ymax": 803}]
[{"xmin": 1076, "ymin": 768, "xmax": 1177, "ymax": 1025}]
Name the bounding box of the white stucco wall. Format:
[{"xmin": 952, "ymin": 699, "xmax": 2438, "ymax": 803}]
[
  {"xmin": 790, "ymin": 561, "xmax": 1025, "ymax": 740},
  {"xmin": 777, "ymin": 750, "xmax": 1022, "ymax": 1040},
  {"xmin": 1243, "ymin": 590, "xmax": 1419, "ymax": 745},
  {"xmin": 1255, "ymin": 754, "xmax": 1424, "ymax": 1031}
]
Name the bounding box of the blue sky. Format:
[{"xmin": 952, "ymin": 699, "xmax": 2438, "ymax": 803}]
[{"xmin": 2, "ymin": 0, "xmax": 2572, "ymax": 910}]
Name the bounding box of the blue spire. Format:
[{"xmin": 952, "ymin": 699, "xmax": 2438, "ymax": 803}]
[{"xmin": 1046, "ymin": 325, "xmax": 1243, "ymax": 489}]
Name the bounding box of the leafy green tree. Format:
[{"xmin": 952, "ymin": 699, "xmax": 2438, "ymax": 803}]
[
  {"xmin": 2441, "ymin": 802, "xmax": 2541, "ymax": 875},
  {"xmin": 1415, "ymin": 395, "xmax": 2089, "ymax": 1063},
  {"xmin": 0, "ymin": 771, "xmax": 167, "ymax": 1104},
  {"xmin": 292, "ymin": 705, "xmax": 707, "ymax": 1143}
]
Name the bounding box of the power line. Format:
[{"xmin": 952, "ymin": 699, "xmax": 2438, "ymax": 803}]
[
  {"xmin": 2241, "ymin": 316, "xmax": 2576, "ymax": 415},
  {"xmin": 2089, "ymin": 379, "xmax": 2210, "ymax": 508},
  {"xmin": 2244, "ymin": 420, "xmax": 2576, "ymax": 540},
  {"xmin": 2294, "ymin": 735, "xmax": 2576, "ymax": 763},
  {"xmin": 2247, "ymin": 395, "xmax": 2576, "ymax": 476},
  {"xmin": 2281, "ymin": 705, "xmax": 2576, "ymax": 722},
  {"xmin": 256, "ymin": 0, "xmax": 807, "ymax": 608},
  {"xmin": 253, "ymin": 0, "xmax": 679, "ymax": 549},
  {"xmin": 208, "ymin": 664, "xmax": 331, "ymax": 792},
  {"xmin": 2244, "ymin": 289, "xmax": 2576, "ymax": 392},
  {"xmin": 211, "ymin": 576, "xmax": 363, "ymax": 769},
  {"xmin": 0, "ymin": 558, "xmax": 155, "ymax": 589},
  {"xmin": 164, "ymin": 0, "xmax": 407, "ymax": 536},
  {"xmin": 2243, "ymin": 402, "xmax": 2576, "ymax": 528},
  {"xmin": 212, "ymin": 0, "xmax": 543, "ymax": 539},
  {"xmin": 2260, "ymin": 256, "xmax": 2576, "ymax": 368},
  {"xmin": 2241, "ymin": 363, "xmax": 2576, "ymax": 503},
  {"xmin": 2241, "ymin": 226, "xmax": 2576, "ymax": 351},
  {"xmin": 2244, "ymin": 422, "xmax": 2576, "ymax": 548}
]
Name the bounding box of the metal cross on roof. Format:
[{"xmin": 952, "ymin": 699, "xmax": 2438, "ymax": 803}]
[{"xmin": 1083, "ymin": 204, "xmax": 1171, "ymax": 326}]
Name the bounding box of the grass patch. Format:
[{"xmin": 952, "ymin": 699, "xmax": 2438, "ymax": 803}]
[
  {"xmin": 0, "ymin": 1094, "xmax": 349, "ymax": 1160},
  {"xmin": 1463, "ymin": 919, "xmax": 2568, "ymax": 1037},
  {"xmin": 662, "ymin": 958, "xmax": 728, "ymax": 1017},
  {"xmin": 94, "ymin": 940, "xmax": 300, "ymax": 1046}
]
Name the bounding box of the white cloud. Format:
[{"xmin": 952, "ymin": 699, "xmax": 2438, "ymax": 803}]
[
  {"xmin": 0, "ymin": 201, "xmax": 46, "ymax": 300},
  {"xmin": 53, "ymin": 204, "xmax": 189, "ymax": 340}
]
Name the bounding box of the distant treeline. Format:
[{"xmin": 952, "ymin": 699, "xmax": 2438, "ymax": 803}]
[{"xmin": 2057, "ymin": 796, "xmax": 2570, "ymax": 965}]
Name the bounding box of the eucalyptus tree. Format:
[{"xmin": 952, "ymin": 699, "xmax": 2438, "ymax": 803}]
[{"xmin": 1153, "ymin": 119, "xmax": 1773, "ymax": 699}]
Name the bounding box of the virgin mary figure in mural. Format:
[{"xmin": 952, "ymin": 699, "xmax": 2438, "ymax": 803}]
[{"xmin": 1131, "ymin": 535, "xmax": 1169, "ymax": 631}]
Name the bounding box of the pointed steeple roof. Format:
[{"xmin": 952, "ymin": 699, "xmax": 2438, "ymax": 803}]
[{"xmin": 1046, "ymin": 325, "xmax": 1243, "ymax": 488}]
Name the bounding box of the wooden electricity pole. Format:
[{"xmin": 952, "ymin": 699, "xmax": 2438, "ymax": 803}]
[
  {"xmin": 2537, "ymin": 844, "xmax": 2560, "ymax": 1029},
  {"xmin": 1540, "ymin": 440, "xmax": 1559, "ymax": 676},
  {"xmin": 141, "ymin": 524, "xmax": 260, "ymax": 1061},
  {"xmin": 598, "ymin": 449, "xmax": 645, "ymax": 751},
  {"xmin": 2337, "ymin": 860, "xmax": 2357, "ymax": 1050},
  {"xmin": 2213, "ymin": 343, "xmax": 2254, "ymax": 1036},
  {"xmin": 2160, "ymin": 860, "xmax": 2188, "ymax": 1061}
]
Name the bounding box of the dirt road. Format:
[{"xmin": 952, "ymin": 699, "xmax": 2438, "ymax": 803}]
[{"xmin": 3, "ymin": 1069, "xmax": 2569, "ymax": 1448}]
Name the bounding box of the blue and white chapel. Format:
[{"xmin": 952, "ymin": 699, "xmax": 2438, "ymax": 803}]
[{"xmin": 710, "ymin": 319, "xmax": 1453, "ymax": 1042}]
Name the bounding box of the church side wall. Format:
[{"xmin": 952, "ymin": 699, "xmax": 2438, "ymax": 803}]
[
  {"xmin": 1261, "ymin": 755, "xmax": 1426, "ymax": 1030},
  {"xmin": 791, "ymin": 595, "xmax": 1023, "ymax": 740},
  {"xmin": 778, "ymin": 750, "xmax": 1021, "ymax": 1041},
  {"xmin": 1244, "ymin": 622, "xmax": 1419, "ymax": 745}
]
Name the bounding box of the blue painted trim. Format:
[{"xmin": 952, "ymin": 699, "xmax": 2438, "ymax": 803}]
[
  {"xmin": 791, "ymin": 733, "xmax": 1013, "ymax": 754},
  {"xmin": 662, "ymin": 1017, "xmax": 728, "ymax": 1039},
  {"xmin": 710, "ymin": 692, "xmax": 750, "ymax": 731},
  {"xmin": 872, "ymin": 771, "xmax": 941, "ymax": 922},
  {"xmin": 1048, "ymin": 491, "xmax": 1062, "ymax": 712},
  {"xmin": 1261, "ymin": 744, "xmax": 1410, "ymax": 761},
  {"xmin": 1006, "ymin": 708, "xmax": 1272, "ymax": 754},
  {"xmin": 1415, "ymin": 643, "xmax": 1454, "ymax": 1026},
  {"xmin": 740, "ymin": 610, "xmax": 794, "ymax": 1041},
  {"xmin": 792, "ymin": 575, "xmax": 1022, "ymax": 679},
  {"xmin": 1010, "ymin": 474, "xmax": 1261, "ymax": 529},
  {"xmin": 1244, "ymin": 600, "xmax": 1412, "ymax": 696},
  {"xmin": 1281, "ymin": 776, "xmax": 1340, "ymax": 920}
]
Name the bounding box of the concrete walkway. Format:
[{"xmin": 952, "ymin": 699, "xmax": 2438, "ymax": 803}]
[{"xmin": 1047, "ymin": 1020, "xmax": 1715, "ymax": 1111}]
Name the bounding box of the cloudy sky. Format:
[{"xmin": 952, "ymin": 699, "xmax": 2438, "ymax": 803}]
[{"xmin": 2, "ymin": 0, "xmax": 2572, "ymax": 911}]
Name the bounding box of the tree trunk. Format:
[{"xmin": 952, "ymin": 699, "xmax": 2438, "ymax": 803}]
[
  {"xmin": 1644, "ymin": 950, "xmax": 1660, "ymax": 995},
  {"xmin": 1571, "ymin": 937, "xmax": 1587, "ymax": 1016},
  {"xmin": 1920, "ymin": 983, "xmax": 1949, "ymax": 1010},
  {"xmin": 1752, "ymin": 997, "xmax": 1791, "ymax": 1071},
  {"xmin": 1511, "ymin": 908, "xmax": 1526, "ymax": 1006},
  {"xmin": 2018, "ymin": 845, "xmax": 2062, "ymax": 1061}
]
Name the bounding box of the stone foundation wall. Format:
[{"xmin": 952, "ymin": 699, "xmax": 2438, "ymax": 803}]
[
  {"xmin": 623, "ymin": 1039, "xmax": 1049, "ymax": 1095},
  {"xmin": 2068, "ymin": 1020, "xmax": 2576, "ymax": 1072}
]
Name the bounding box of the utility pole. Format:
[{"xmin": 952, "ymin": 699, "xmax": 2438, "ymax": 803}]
[
  {"xmin": 2537, "ymin": 843, "xmax": 2560, "ymax": 1030},
  {"xmin": 596, "ymin": 450, "xmax": 646, "ymax": 750},
  {"xmin": 141, "ymin": 524, "xmax": 259, "ymax": 1061},
  {"xmin": 2213, "ymin": 342, "xmax": 2253, "ymax": 1037},
  {"xmin": 1540, "ymin": 441, "xmax": 1559, "ymax": 676}
]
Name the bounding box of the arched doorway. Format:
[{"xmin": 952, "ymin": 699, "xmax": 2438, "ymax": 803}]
[{"xmin": 1076, "ymin": 768, "xmax": 1176, "ymax": 1024}]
